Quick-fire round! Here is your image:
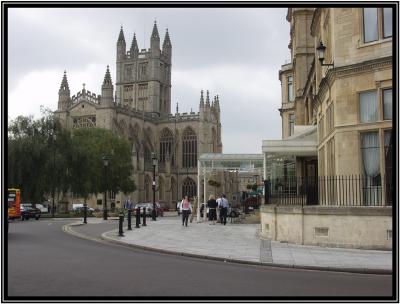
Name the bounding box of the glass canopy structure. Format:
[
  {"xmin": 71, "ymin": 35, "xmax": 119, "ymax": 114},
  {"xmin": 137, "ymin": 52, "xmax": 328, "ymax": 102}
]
[{"xmin": 196, "ymin": 153, "xmax": 264, "ymax": 222}]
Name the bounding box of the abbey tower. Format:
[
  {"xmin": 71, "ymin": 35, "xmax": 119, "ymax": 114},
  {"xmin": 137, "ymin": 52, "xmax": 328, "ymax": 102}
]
[{"xmin": 55, "ymin": 22, "xmax": 222, "ymax": 210}]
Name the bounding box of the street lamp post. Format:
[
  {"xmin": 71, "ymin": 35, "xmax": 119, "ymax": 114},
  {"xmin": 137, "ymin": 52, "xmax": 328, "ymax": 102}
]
[
  {"xmin": 51, "ymin": 131, "xmax": 57, "ymax": 218},
  {"xmin": 151, "ymin": 152, "xmax": 158, "ymax": 221},
  {"xmin": 102, "ymin": 155, "xmax": 110, "ymax": 220}
]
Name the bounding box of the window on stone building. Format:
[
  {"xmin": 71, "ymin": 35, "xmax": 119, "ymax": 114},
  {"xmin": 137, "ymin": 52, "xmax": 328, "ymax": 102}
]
[
  {"xmin": 384, "ymin": 129, "xmax": 392, "ymax": 205},
  {"xmin": 363, "ymin": 8, "xmax": 379, "ymax": 43},
  {"xmin": 383, "ymin": 88, "xmax": 392, "ymax": 120},
  {"xmin": 182, "ymin": 128, "xmax": 197, "ymax": 168},
  {"xmin": 139, "ymin": 63, "xmax": 147, "ymax": 78},
  {"xmin": 288, "ymin": 76, "xmax": 294, "ymax": 102},
  {"xmin": 289, "ymin": 113, "xmax": 295, "ymax": 136},
  {"xmin": 182, "ymin": 177, "xmax": 196, "ymax": 199},
  {"xmin": 361, "ymin": 131, "xmax": 381, "ymax": 205},
  {"xmin": 159, "ymin": 128, "xmax": 173, "ymax": 163},
  {"xmin": 383, "ymin": 8, "xmax": 393, "ymax": 38},
  {"xmin": 363, "ymin": 8, "xmax": 392, "ymax": 43},
  {"xmin": 359, "ymin": 91, "xmax": 377, "ymax": 123}
]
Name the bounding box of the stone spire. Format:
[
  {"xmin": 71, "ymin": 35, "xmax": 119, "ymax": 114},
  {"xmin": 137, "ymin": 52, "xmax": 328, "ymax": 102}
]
[
  {"xmin": 130, "ymin": 33, "xmax": 139, "ymax": 57},
  {"xmin": 117, "ymin": 26, "xmax": 126, "ymax": 60},
  {"xmin": 215, "ymin": 94, "xmax": 220, "ymax": 111},
  {"xmin": 59, "ymin": 70, "xmax": 70, "ymax": 93},
  {"xmin": 176, "ymin": 102, "xmax": 179, "ymax": 114},
  {"xmin": 206, "ymin": 90, "xmax": 210, "ymax": 107},
  {"xmin": 58, "ymin": 70, "xmax": 71, "ymax": 110},
  {"xmin": 101, "ymin": 65, "xmax": 114, "ymax": 107},
  {"xmin": 150, "ymin": 21, "xmax": 160, "ymax": 54},
  {"xmin": 151, "ymin": 21, "xmax": 160, "ymax": 39},
  {"xmin": 102, "ymin": 65, "xmax": 112, "ymax": 87},
  {"xmin": 117, "ymin": 26, "xmax": 126, "ymax": 43},
  {"xmin": 199, "ymin": 90, "xmax": 204, "ymax": 108},
  {"xmin": 162, "ymin": 28, "xmax": 171, "ymax": 49}
]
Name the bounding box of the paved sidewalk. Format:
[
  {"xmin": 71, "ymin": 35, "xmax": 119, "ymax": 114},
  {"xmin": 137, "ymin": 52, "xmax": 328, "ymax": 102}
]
[{"xmin": 68, "ymin": 215, "xmax": 392, "ymax": 274}]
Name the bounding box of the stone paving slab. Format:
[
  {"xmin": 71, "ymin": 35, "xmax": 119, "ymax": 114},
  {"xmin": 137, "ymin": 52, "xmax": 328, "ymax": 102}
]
[{"xmin": 71, "ymin": 216, "xmax": 392, "ymax": 274}]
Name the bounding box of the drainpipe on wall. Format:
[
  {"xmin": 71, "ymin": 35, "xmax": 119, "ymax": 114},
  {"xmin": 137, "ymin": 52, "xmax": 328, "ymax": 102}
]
[{"xmin": 301, "ymin": 205, "xmax": 304, "ymax": 245}]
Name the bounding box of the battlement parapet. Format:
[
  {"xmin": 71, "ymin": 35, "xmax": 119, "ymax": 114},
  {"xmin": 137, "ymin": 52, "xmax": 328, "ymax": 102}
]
[{"xmin": 71, "ymin": 89, "xmax": 100, "ymax": 105}]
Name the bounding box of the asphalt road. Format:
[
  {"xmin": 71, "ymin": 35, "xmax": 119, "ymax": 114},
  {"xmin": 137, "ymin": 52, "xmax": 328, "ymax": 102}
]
[{"xmin": 6, "ymin": 218, "xmax": 393, "ymax": 299}]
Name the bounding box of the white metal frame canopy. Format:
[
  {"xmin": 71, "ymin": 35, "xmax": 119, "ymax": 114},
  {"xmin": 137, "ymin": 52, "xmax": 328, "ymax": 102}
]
[{"xmin": 196, "ymin": 153, "xmax": 263, "ymax": 222}]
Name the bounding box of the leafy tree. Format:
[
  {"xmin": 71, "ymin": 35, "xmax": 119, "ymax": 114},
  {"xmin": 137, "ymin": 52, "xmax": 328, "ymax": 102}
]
[
  {"xmin": 208, "ymin": 179, "xmax": 221, "ymax": 195},
  {"xmin": 69, "ymin": 128, "xmax": 136, "ymax": 202}
]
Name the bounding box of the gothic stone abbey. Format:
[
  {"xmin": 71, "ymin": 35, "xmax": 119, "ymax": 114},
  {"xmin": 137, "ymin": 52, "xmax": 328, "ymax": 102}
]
[{"xmin": 55, "ymin": 22, "xmax": 222, "ymax": 210}]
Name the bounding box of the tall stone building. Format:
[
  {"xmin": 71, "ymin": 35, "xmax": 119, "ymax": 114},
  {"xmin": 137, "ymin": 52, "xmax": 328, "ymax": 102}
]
[
  {"xmin": 263, "ymin": 7, "xmax": 393, "ymax": 205},
  {"xmin": 55, "ymin": 22, "xmax": 223, "ymax": 210}
]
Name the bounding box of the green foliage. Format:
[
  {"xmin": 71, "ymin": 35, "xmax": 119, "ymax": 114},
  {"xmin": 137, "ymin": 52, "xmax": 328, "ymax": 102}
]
[
  {"xmin": 251, "ymin": 183, "xmax": 258, "ymax": 192},
  {"xmin": 8, "ymin": 111, "xmax": 136, "ymax": 203},
  {"xmin": 246, "ymin": 184, "xmax": 253, "ymax": 190}
]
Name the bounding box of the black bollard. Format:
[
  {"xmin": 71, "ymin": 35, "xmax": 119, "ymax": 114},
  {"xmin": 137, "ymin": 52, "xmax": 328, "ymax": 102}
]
[
  {"xmin": 135, "ymin": 207, "xmax": 140, "ymax": 228},
  {"xmin": 127, "ymin": 209, "xmax": 132, "ymax": 230},
  {"xmin": 83, "ymin": 204, "xmax": 87, "ymax": 224},
  {"xmin": 142, "ymin": 207, "xmax": 147, "ymax": 226},
  {"xmin": 118, "ymin": 212, "xmax": 124, "ymax": 237}
]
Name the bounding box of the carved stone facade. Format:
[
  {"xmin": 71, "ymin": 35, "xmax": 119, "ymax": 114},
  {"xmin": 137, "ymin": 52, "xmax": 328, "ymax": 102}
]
[
  {"xmin": 275, "ymin": 7, "xmax": 392, "ymax": 201},
  {"xmin": 55, "ymin": 22, "xmax": 223, "ymax": 210}
]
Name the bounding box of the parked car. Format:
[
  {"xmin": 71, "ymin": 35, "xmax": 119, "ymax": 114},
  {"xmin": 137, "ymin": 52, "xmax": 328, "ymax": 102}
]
[
  {"xmin": 35, "ymin": 203, "xmax": 48, "ymax": 213},
  {"xmin": 134, "ymin": 203, "xmax": 163, "ymax": 217},
  {"xmin": 20, "ymin": 206, "xmax": 41, "ymax": 220}
]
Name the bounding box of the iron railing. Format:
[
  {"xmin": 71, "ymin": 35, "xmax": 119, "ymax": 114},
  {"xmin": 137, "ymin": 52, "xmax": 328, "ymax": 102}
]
[{"xmin": 265, "ymin": 175, "xmax": 392, "ymax": 207}]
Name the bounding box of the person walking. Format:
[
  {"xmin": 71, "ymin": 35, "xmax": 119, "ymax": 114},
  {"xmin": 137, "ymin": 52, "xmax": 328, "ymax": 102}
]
[
  {"xmin": 180, "ymin": 195, "xmax": 191, "ymax": 227},
  {"xmin": 219, "ymin": 194, "xmax": 229, "ymax": 225},
  {"xmin": 207, "ymin": 194, "xmax": 218, "ymax": 225},
  {"xmin": 124, "ymin": 197, "xmax": 133, "ymax": 211}
]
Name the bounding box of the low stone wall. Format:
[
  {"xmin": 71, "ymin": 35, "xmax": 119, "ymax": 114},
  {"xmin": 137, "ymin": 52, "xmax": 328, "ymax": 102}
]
[{"xmin": 260, "ymin": 205, "xmax": 392, "ymax": 250}]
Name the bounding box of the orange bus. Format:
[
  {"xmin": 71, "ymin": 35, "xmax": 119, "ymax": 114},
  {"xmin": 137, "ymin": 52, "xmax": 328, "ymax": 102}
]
[{"xmin": 8, "ymin": 188, "xmax": 21, "ymax": 220}]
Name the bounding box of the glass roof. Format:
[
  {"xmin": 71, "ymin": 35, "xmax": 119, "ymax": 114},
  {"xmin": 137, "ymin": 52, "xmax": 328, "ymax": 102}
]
[{"xmin": 199, "ymin": 153, "xmax": 263, "ymax": 172}]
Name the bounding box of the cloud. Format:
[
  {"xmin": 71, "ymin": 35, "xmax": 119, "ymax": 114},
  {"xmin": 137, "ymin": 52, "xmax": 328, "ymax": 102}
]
[
  {"xmin": 8, "ymin": 64, "xmax": 108, "ymax": 119},
  {"xmin": 7, "ymin": 7, "xmax": 291, "ymax": 153}
]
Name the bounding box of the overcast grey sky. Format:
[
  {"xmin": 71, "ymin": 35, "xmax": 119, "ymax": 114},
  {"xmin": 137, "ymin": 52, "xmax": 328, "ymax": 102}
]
[{"xmin": 8, "ymin": 7, "xmax": 290, "ymax": 153}]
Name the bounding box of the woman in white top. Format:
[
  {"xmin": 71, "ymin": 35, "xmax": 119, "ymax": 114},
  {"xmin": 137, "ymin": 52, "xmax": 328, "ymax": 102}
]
[{"xmin": 180, "ymin": 195, "xmax": 192, "ymax": 227}]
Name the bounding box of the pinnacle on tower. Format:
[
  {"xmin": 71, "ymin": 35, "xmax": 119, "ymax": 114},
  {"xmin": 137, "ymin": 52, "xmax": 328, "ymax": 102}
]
[
  {"xmin": 163, "ymin": 28, "xmax": 171, "ymax": 49},
  {"xmin": 206, "ymin": 90, "xmax": 210, "ymax": 106},
  {"xmin": 199, "ymin": 90, "xmax": 204, "ymax": 107},
  {"xmin": 130, "ymin": 33, "xmax": 139, "ymax": 54},
  {"xmin": 151, "ymin": 21, "xmax": 160, "ymax": 40},
  {"xmin": 117, "ymin": 26, "xmax": 126, "ymax": 44},
  {"xmin": 59, "ymin": 70, "xmax": 70, "ymax": 92},
  {"xmin": 58, "ymin": 70, "xmax": 71, "ymax": 110},
  {"xmin": 103, "ymin": 65, "xmax": 113, "ymax": 86},
  {"xmin": 176, "ymin": 102, "xmax": 179, "ymax": 114}
]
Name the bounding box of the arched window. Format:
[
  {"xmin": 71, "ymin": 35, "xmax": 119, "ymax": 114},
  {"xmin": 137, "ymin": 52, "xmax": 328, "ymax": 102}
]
[
  {"xmin": 144, "ymin": 145, "xmax": 152, "ymax": 164},
  {"xmin": 145, "ymin": 175, "xmax": 151, "ymax": 202},
  {"xmin": 158, "ymin": 176, "xmax": 164, "ymax": 200},
  {"xmin": 182, "ymin": 177, "xmax": 196, "ymax": 199},
  {"xmin": 182, "ymin": 128, "xmax": 197, "ymax": 168},
  {"xmin": 159, "ymin": 128, "xmax": 173, "ymax": 164}
]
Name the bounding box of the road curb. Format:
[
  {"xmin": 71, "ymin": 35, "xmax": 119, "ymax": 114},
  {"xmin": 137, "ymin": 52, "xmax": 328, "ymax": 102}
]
[
  {"xmin": 62, "ymin": 222, "xmax": 392, "ymax": 275},
  {"xmin": 99, "ymin": 230, "xmax": 392, "ymax": 275}
]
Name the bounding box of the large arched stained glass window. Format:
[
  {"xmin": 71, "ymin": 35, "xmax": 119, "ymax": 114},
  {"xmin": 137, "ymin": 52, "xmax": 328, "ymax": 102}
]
[
  {"xmin": 182, "ymin": 128, "xmax": 197, "ymax": 168},
  {"xmin": 159, "ymin": 128, "xmax": 174, "ymax": 164},
  {"xmin": 182, "ymin": 177, "xmax": 196, "ymax": 199}
]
